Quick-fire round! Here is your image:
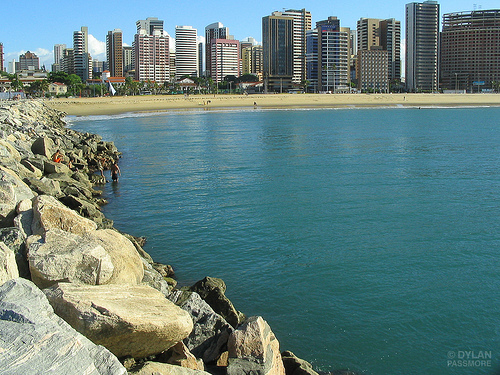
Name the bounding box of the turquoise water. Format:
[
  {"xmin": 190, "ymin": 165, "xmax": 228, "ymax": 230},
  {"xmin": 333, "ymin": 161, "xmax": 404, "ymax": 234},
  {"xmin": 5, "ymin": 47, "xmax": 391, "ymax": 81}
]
[{"xmin": 70, "ymin": 107, "xmax": 500, "ymax": 375}]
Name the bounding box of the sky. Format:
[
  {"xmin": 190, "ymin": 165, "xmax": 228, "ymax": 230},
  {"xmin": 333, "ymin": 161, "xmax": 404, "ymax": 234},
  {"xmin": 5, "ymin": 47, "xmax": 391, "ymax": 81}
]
[{"xmin": 2, "ymin": 0, "xmax": 498, "ymax": 70}]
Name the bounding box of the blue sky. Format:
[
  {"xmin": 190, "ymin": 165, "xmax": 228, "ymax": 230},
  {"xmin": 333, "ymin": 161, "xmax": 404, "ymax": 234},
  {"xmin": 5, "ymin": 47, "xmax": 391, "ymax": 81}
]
[{"xmin": 2, "ymin": 0, "xmax": 498, "ymax": 69}]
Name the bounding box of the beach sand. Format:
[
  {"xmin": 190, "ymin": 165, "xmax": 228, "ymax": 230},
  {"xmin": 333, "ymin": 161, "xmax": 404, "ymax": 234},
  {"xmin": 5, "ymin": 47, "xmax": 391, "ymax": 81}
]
[{"xmin": 45, "ymin": 93, "xmax": 500, "ymax": 116}]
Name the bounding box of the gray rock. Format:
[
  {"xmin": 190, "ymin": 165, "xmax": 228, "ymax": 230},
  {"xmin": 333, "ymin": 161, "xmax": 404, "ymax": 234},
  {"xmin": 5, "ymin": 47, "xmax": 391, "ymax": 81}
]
[
  {"xmin": 44, "ymin": 159, "xmax": 72, "ymax": 174},
  {"xmin": 0, "ymin": 242, "xmax": 19, "ymax": 286},
  {"xmin": 169, "ymin": 289, "xmax": 234, "ymax": 363},
  {"xmin": 44, "ymin": 282, "xmax": 194, "ymax": 358},
  {"xmin": 0, "ymin": 227, "xmax": 29, "ymax": 279},
  {"xmin": 142, "ymin": 259, "xmax": 171, "ymax": 296},
  {"xmin": 24, "ymin": 176, "xmax": 62, "ymax": 197},
  {"xmin": 0, "ymin": 167, "xmax": 35, "ymax": 227},
  {"xmin": 28, "ymin": 229, "xmax": 115, "ymax": 289},
  {"xmin": 281, "ymin": 351, "xmax": 320, "ymax": 375},
  {"xmin": 0, "ymin": 278, "xmax": 126, "ymax": 375},
  {"xmin": 191, "ymin": 276, "xmax": 244, "ymax": 328},
  {"xmin": 31, "ymin": 136, "xmax": 56, "ymax": 158}
]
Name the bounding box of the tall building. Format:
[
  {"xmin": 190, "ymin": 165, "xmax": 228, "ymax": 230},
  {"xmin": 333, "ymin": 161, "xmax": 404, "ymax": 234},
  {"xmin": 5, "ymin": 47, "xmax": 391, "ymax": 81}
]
[
  {"xmin": 17, "ymin": 51, "xmax": 40, "ymax": 71},
  {"xmin": 306, "ymin": 29, "xmax": 319, "ymax": 91},
  {"xmin": 74, "ymin": 26, "xmax": 92, "ymax": 81},
  {"xmin": 357, "ymin": 49, "xmax": 389, "ymax": 92},
  {"xmin": 209, "ymin": 39, "xmax": 240, "ymax": 84},
  {"xmin": 175, "ymin": 26, "xmax": 198, "ymax": 79},
  {"xmin": 61, "ymin": 48, "xmax": 75, "ymax": 75},
  {"xmin": 357, "ymin": 18, "xmax": 401, "ymax": 83},
  {"xmin": 106, "ymin": 29, "xmax": 123, "ymax": 77},
  {"xmin": 52, "ymin": 44, "xmax": 66, "ymax": 72},
  {"xmin": 406, "ymin": 1, "xmax": 440, "ymax": 92},
  {"xmin": 380, "ymin": 19, "xmax": 401, "ymax": 81},
  {"xmin": 0, "ymin": 43, "xmax": 4, "ymax": 72},
  {"xmin": 134, "ymin": 29, "xmax": 170, "ymax": 84},
  {"xmin": 123, "ymin": 46, "xmax": 133, "ymax": 75},
  {"xmin": 205, "ymin": 22, "xmax": 229, "ymax": 77},
  {"xmin": 441, "ymin": 10, "xmax": 500, "ymax": 92},
  {"xmin": 136, "ymin": 17, "xmax": 164, "ymax": 35},
  {"xmin": 262, "ymin": 13, "xmax": 294, "ymax": 92},
  {"xmin": 357, "ymin": 18, "xmax": 381, "ymax": 51},
  {"xmin": 241, "ymin": 45, "xmax": 263, "ymax": 77},
  {"xmin": 280, "ymin": 9, "xmax": 311, "ymax": 84},
  {"xmin": 316, "ymin": 17, "xmax": 350, "ymax": 92}
]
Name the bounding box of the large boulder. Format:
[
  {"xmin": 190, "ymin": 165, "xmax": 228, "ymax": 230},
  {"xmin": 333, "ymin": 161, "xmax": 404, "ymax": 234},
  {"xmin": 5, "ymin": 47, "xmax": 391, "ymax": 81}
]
[
  {"xmin": 281, "ymin": 351, "xmax": 320, "ymax": 375},
  {"xmin": 191, "ymin": 277, "xmax": 244, "ymax": 328},
  {"xmin": 44, "ymin": 159, "xmax": 72, "ymax": 174},
  {"xmin": 27, "ymin": 228, "xmax": 144, "ymax": 288},
  {"xmin": 227, "ymin": 316, "xmax": 285, "ymax": 375},
  {"xmin": 169, "ymin": 289, "xmax": 234, "ymax": 363},
  {"xmin": 31, "ymin": 194, "xmax": 97, "ymax": 236},
  {"xmin": 0, "ymin": 242, "xmax": 19, "ymax": 286},
  {"xmin": 0, "ymin": 278, "xmax": 126, "ymax": 375},
  {"xmin": 27, "ymin": 229, "xmax": 114, "ymax": 289},
  {"xmin": 129, "ymin": 362, "xmax": 212, "ymax": 375},
  {"xmin": 0, "ymin": 167, "xmax": 35, "ymax": 227},
  {"xmin": 43, "ymin": 282, "xmax": 194, "ymax": 358},
  {"xmin": 31, "ymin": 136, "xmax": 56, "ymax": 159}
]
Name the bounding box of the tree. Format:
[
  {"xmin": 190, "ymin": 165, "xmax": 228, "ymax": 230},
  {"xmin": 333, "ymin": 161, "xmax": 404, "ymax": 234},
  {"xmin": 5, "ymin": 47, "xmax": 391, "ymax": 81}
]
[{"xmin": 238, "ymin": 74, "xmax": 259, "ymax": 83}]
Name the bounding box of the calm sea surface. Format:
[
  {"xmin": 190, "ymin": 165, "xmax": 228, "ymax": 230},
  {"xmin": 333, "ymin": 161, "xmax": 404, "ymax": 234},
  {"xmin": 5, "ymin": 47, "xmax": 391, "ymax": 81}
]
[{"xmin": 70, "ymin": 106, "xmax": 500, "ymax": 375}]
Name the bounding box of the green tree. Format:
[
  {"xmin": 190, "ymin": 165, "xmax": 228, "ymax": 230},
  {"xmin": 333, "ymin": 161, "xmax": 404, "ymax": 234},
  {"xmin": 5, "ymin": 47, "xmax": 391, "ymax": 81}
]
[
  {"xmin": 48, "ymin": 71, "xmax": 69, "ymax": 84},
  {"xmin": 238, "ymin": 74, "xmax": 259, "ymax": 83}
]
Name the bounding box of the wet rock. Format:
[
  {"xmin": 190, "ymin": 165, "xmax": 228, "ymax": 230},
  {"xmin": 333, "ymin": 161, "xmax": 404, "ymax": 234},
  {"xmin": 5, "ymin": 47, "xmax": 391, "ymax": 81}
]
[
  {"xmin": 191, "ymin": 276, "xmax": 244, "ymax": 328},
  {"xmin": 281, "ymin": 351, "xmax": 319, "ymax": 375}
]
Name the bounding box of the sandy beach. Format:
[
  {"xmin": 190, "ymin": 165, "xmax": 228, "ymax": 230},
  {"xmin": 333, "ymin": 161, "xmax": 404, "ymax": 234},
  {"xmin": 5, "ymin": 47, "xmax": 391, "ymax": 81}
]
[{"xmin": 45, "ymin": 93, "xmax": 500, "ymax": 116}]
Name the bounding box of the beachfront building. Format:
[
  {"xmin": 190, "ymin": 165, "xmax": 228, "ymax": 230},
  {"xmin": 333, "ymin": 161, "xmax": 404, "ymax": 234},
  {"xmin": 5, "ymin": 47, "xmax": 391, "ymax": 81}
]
[
  {"xmin": 306, "ymin": 29, "xmax": 318, "ymax": 92},
  {"xmin": 357, "ymin": 18, "xmax": 401, "ymax": 84},
  {"xmin": 16, "ymin": 51, "xmax": 40, "ymax": 71},
  {"xmin": 262, "ymin": 13, "xmax": 294, "ymax": 92},
  {"xmin": 316, "ymin": 17, "xmax": 351, "ymax": 93},
  {"xmin": 106, "ymin": 29, "xmax": 123, "ymax": 78},
  {"xmin": 61, "ymin": 48, "xmax": 75, "ymax": 75},
  {"xmin": 1, "ymin": 43, "xmax": 5, "ymax": 72},
  {"xmin": 279, "ymin": 9, "xmax": 312, "ymax": 84},
  {"xmin": 357, "ymin": 49, "xmax": 389, "ymax": 92},
  {"xmin": 380, "ymin": 19, "xmax": 401, "ymax": 81},
  {"xmin": 440, "ymin": 9, "xmax": 500, "ymax": 92},
  {"xmin": 175, "ymin": 26, "xmax": 199, "ymax": 79},
  {"xmin": 241, "ymin": 45, "xmax": 263, "ymax": 77},
  {"xmin": 205, "ymin": 22, "xmax": 229, "ymax": 78},
  {"xmin": 209, "ymin": 39, "xmax": 240, "ymax": 84},
  {"xmin": 123, "ymin": 46, "xmax": 133, "ymax": 76},
  {"xmin": 133, "ymin": 29, "xmax": 170, "ymax": 84},
  {"xmin": 136, "ymin": 17, "xmax": 164, "ymax": 36},
  {"xmin": 405, "ymin": 0, "xmax": 440, "ymax": 92},
  {"xmin": 52, "ymin": 44, "xmax": 66, "ymax": 72},
  {"xmin": 74, "ymin": 26, "xmax": 92, "ymax": 82}
]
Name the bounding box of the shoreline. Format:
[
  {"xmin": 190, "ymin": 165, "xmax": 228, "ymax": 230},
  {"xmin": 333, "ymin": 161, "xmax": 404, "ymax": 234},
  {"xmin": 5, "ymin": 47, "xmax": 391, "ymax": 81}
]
[{"xmin": 45, "ymin": 93, "xmax": 500, "ymax": 116}]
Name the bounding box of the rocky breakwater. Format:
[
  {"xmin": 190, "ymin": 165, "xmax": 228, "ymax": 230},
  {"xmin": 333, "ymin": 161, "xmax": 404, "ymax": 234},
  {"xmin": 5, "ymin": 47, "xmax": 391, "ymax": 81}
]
[{"xmin": 0, "ymin": 100, "xmax": 322, "ymax": 375}]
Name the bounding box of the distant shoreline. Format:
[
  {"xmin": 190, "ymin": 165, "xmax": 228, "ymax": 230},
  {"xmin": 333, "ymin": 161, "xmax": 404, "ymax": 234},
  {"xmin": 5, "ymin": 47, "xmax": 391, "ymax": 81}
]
[{"xmin": 45, "ymin": 93, "xmax": 500, "ymax": 116}]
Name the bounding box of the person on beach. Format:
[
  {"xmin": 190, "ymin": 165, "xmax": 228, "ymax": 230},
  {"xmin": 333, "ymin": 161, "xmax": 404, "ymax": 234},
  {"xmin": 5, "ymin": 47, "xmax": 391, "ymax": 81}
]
[
  {"xmin": 52, "ymin": 150, "xmax": 62, "ymax": 163},
  {"xmin": 111, "ymin": 161, "xmax": 121, "ymax": 182}
]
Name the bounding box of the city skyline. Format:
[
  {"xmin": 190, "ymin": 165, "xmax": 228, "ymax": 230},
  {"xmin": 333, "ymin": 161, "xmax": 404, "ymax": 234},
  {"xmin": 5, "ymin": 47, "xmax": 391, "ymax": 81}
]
[{"xmin": 2, "ymin": 0, "xmax": 498, "ymax": 69}]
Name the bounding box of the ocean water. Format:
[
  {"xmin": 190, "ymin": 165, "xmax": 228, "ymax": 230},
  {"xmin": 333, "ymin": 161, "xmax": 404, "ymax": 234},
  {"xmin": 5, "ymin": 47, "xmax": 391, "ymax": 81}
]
[{"xmin": 69, "ymin": 106, "xmax": 500, "ymax": 375}]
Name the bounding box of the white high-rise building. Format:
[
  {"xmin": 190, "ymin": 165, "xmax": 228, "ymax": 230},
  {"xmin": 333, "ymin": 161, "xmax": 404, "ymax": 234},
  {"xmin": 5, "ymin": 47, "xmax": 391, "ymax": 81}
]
[
  {"xmin": 52, "ymin": 44, "xmax": 66, "ymax": 72},
  {"xmin": 277, "ymin": 9, "xmax": 311, "ymax": 84},
  {"xmin": 73, "ymin": 26, "xmax": 92, "ymax": 81},
  {"xmin": 210, "ymin": 39, "xmax": 240, "ymax": 84},
  {"xmin": 205, "ymin": 22, "xmax": 229, "ymax": 77},
  {"xmin": 175, "ymin": 26, "xmax": 198, "ymax": 79}
]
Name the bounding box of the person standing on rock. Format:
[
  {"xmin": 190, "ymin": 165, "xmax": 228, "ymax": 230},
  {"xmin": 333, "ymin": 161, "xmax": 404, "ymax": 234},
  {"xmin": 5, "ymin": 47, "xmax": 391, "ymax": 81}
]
[{"xmin": 111, "ymin": 160, "xmax": 121, "ymax": 182}]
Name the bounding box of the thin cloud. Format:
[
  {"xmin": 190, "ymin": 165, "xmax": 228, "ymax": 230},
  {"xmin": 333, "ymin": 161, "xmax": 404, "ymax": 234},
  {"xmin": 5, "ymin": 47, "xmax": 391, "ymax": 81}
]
[{"xmin": 88, "ymin": 34, "xmax": 106, "ymax": 61}]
